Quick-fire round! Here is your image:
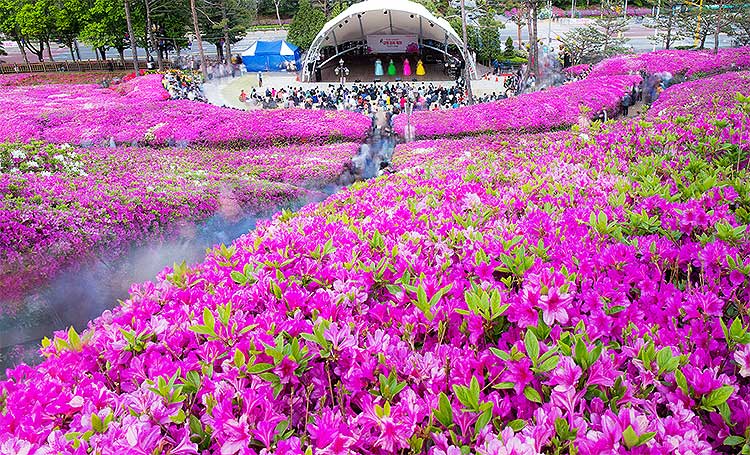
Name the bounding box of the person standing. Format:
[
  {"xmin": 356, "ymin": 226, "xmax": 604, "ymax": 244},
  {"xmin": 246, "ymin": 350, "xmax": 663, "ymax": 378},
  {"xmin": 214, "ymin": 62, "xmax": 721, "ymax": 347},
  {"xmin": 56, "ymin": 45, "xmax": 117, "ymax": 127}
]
[
  {"xmin": 403, "ymin": 58, "xmax": 412, "ymax": 77},
  {"xmin": 258, "ymin": 72, "xmax": 263, "ymax": 87},
  {"xmin": 416, "ymin": 59, "xmax": 426, "ymax": 76},
  {"xmin": 621, "ymin": 92, "xmax": 632, "ymax": 116}
]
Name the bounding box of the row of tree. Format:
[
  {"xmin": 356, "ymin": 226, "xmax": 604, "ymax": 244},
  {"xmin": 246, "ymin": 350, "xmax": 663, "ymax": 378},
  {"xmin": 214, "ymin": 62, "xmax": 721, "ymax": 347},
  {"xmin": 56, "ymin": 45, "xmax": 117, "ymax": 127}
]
[
  {"xmin": 0, "ymin": 0, "xmax": 258, "ymax": 66},
  {"xmin": 558, "ymin": 0, "xmax": 749, "ymax": 65}
]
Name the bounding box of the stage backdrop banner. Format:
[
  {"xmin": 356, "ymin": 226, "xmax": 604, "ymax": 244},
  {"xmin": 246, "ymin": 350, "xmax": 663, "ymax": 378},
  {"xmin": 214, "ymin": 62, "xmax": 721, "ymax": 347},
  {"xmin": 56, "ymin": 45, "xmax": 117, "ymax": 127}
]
[{"xmin": 367, "ymin": 35, "xmax": 419, "ymax": 54}]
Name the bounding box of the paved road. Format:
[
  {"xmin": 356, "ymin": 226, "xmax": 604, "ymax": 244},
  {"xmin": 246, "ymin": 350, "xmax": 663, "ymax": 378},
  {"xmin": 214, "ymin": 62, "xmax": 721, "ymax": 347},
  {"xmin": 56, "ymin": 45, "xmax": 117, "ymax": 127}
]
[
  {"xmin": 497, "ymin": 17, "xmax": 734, "ymax": 53},
  {"xmin": 2, "ymin": 19, "xmax": 734, "ymax": 66}
]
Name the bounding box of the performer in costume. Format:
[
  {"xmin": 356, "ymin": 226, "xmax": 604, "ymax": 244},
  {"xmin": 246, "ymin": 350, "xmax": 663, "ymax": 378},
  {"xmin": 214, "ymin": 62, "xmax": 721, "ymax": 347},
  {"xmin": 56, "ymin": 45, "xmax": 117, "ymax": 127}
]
[
  {"xmin": 387, "ymin": 59, "xmax": 396, "ymax": 76},
  {"xmin": 416, "ymin": 59, "xmax": 426, "ymax": 76},
  {"xmin": 374, "ymin": 59, "xmax": 384, "ymax": 77},
  {"xmin": 403, "ymin": 58, "xmax": 412, "ymax": 76}
]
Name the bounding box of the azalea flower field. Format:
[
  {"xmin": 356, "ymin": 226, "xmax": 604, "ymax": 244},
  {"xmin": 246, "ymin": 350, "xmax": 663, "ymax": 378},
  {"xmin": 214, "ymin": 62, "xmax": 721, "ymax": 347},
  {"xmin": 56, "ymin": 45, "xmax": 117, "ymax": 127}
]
[
  {"xmin": 1, "ymin": 49, "xmax": 750, "ymax": 454},
  {"xmin": 0, "ymin": 75, "xmax": 372, "ymax": 146}
]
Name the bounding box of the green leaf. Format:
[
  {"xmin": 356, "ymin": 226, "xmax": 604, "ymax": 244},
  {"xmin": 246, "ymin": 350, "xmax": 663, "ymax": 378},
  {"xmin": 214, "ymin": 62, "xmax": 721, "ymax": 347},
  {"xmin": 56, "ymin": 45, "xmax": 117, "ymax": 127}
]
[
  {"xmin": 724, "ymin": 436, "xmax": 745, "ymax": 446},
  {"xmin": 622, "ymin": 425, "xmax": 639, "ymax": 449},
  {"xmin": 493, "ymin": 382, "xmax": 515, "ymax": 390},
  {"xmin": 523, "ymin": 385, "xmax": 542, "ymax": 403},
  {"xmin": 230, "ymin": 270, "xmax": 247, "ymax": 285},
  {"xmin": 202, "ymin": 308, "xmax": 215, "ymax": 331},
  {"xmin": 234, "ymin": 349, "xmax": 246, "ymax": 368},
  {"xmin": 554, "ymin": 418, "xmax": 569, "ymax": 439},
  {"xmin": 574, "ymin": 338, "xmax": 588, "ymax": 369},
  {"xmin": 702, "ymin": 385, "xmax": 735, "ymax": 408},
  {"xmin": 674, "ymin": 368, "xmax": 688, "ymax": 394},
  {"xmin": 508, "ymin": 419, "xmax": 526, "ymax": 431},
  {"xmin": 475, "ymin": 407, "xmax": 493, "ymax": 433},
  {"xmin": 247, "ymin": 363, "xmax": 274, "ymax": 374},
  {"xmin": 525, "ymin": 330, "xmax": 539, "ymax": 362},
  {"xmin": 639, "ymin": 431, "xmax": 656, "ymax": 445},
  {"xmin": 91, "ymin": 413, "xmax": 103, "ymax": 433},
  {"xmin": 435, "ymin": 392, "xmax": 453, "ymax": 427},
  {"xmin": 68, "ymin": 327, "xmax": 82, "ymax": 351},
  {"xmin": 536, "ymin": 355, "xmax": 560, "ymax": 373}
]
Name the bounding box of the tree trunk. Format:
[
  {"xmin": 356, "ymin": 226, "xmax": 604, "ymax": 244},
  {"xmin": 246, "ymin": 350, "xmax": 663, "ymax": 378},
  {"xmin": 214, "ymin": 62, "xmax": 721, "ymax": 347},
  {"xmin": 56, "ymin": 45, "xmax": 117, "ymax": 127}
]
[
  {"xmin": 665, "ymin": 11, "xmax": 672, "ymax": 49},
  {"xmin": 274, "ymin": 0, "xmax": 282, "ymax": 26},
  {"xmin": 517, "ymin": 22, "xmax": 522, "ymax": 49},
  {"xmin": 33, "ymin": 40, "xmax": 44, "ymax": 62},
  {"xmin": 99, "ymin": 47, "xmax": 107, "ymax": 61},
  {"xmin": 69, "ymin": 43, "xmax": 75, "ymax": 61},
  {"xmin": 118, "ymin": 47, "xmax": 126, "ymax": 64},
  {"xmin": 713, "ymin": 0, "xmax": 722, "ymax": 53},
  {"xmin": 222, "ymin": 0, "xmax": 232, "ymax": 63},
  {"xmin": 190, "ymin": 0, "xmax": 208, "ymax": 80},
  {"xmin": 144, "ymin": 0, "xmax": 163, "ymax": 71},
  {"xmin": 124, "ymin": 0, "xmax": 140, "ymax": 75},
  {"xmin": 74, "ymin": 40, "xmax": 81, "ymax": 60},
  {"xmin": 16, "ymin": 38, "xmax": 30, "ymax": 66},
  {"xmin": 460, "ymin": 0, "xmax": 474, "ymax": 105},
  {"xmin": 46, "ymin": 39, "xmax": 54, "ymax": 61}
]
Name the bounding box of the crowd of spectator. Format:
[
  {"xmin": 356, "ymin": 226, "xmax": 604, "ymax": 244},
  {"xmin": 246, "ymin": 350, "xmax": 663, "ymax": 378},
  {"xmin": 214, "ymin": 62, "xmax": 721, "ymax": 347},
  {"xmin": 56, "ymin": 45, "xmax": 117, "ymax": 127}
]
[
  {"xmin": 162, "ymin": 71, "xmax": 207, "ymax": 101},
  {"xmin": 238, "ymin": 81, "xmax": 507, "ymax": 113}
]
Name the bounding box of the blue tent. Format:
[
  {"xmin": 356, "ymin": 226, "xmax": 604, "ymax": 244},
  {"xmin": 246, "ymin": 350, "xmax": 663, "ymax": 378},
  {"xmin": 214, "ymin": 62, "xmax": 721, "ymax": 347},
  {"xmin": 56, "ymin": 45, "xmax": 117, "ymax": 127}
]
[{"xmin": 241, "ymin": 40, "xmax": 302, "ymax": 72}]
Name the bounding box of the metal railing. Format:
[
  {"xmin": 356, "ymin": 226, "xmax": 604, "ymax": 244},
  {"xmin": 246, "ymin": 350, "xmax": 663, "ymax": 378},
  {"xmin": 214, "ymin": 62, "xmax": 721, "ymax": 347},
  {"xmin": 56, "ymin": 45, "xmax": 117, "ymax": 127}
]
[{"xmin": 0, "ymin": 59, "xmax": 173, "ymax": 74}]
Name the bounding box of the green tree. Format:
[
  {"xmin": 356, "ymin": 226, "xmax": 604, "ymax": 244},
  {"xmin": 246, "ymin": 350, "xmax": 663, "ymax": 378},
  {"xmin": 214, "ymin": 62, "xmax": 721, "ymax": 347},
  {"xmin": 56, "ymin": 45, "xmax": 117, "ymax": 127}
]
[
  {"xmin": 645, "ymin": 0, "xmax": 689, "ymax": 49},
  {"xmin": 287, "ymin": 0, "xmax": 325, "ymax": 50},
  {"xmin": 0, "ymin": 0, "xmax": 32, "ymax": 64},
  {"xmin": 53, "ymin": 0, "xmax": 87, "ymax": 60},
  {"xmin": 730, "ymin": 7, "xmax": 750, "ymax": 45},
  {"xmin": 197, "ymin": 0, "xmax": 256, "ymax": 62},
  {"xmin": 504, "ymin": 36, "xmax": 514, "ymax": 56},
  {"xmin": 79, "ymin": 0, "xmax": 132, "ymax": 62},
  {"xmin": 559, "ymin": 4, "xmax": 630, "ymax": 64},
  {"xmin": 16, "ymin": 0, "xmax": 56, "ymax": 61}
]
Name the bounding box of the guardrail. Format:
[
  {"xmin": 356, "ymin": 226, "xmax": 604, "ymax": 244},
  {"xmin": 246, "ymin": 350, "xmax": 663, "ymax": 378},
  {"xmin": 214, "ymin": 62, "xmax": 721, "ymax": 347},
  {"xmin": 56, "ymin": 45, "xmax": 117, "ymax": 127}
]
[{"xmin": 0, "ymin": 59, "xmax": 174, "ymax": 74}]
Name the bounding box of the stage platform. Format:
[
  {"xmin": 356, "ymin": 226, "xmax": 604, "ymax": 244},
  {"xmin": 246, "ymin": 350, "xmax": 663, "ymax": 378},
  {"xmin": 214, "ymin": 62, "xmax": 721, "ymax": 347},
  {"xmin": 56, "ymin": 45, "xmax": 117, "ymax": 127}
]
[{"xmin": 318, "ymin": 60, "xmax": 455, "ymax": 84}]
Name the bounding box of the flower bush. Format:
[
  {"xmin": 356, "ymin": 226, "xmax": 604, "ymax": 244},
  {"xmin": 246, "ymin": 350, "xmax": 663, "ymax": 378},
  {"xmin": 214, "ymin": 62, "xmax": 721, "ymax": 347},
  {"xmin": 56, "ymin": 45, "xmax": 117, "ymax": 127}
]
[
  {"xmin": 648, "ymin": 71, "xmax": 750, "ymax": 119},
  {"xmin": 393, "ymin": 75, "xmax": 641, "ymax": 139},
  {"xmin": 588, "ymin": 47, "xmax": 750, "ymax": 78},
  {"xmin": 564, "ymin": 64, "xmax": 590, "ymax": 79},
  {"xmin": 0, "ymin": 73, "xmax": 33, "ymax": 86},
  {"xmin": 0, "ymin": 71, "xmax": 130, "ymax": 86},
  {"xmin": 0, "ymin": 75, "xmax": 371, "ymax": 146},
  {"xmin": 1, "ymin": 68, "xmax": 749, "ymax": 455},
  {"xmin": 0, "ymin": 141, "xmax": 360, "ymax": 300}
]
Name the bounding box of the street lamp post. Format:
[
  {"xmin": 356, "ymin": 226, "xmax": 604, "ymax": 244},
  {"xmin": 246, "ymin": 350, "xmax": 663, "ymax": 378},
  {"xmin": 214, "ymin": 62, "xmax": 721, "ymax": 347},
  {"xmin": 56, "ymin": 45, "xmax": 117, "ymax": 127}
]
[
  {"xmin": 547, "ymin": 0, "xmax": 553, "ymax": 44},
  {"xmin": 460, "ymin": 0, "xmax": 474, "ymax": 105}
]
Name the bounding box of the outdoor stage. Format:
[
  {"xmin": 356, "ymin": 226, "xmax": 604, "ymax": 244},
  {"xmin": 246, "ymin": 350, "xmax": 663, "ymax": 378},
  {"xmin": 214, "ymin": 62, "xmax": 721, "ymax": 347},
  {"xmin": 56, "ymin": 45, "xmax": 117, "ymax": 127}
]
[{"xmin": 316, "ymin": 56, "xmax": 458, "ymax": 84}]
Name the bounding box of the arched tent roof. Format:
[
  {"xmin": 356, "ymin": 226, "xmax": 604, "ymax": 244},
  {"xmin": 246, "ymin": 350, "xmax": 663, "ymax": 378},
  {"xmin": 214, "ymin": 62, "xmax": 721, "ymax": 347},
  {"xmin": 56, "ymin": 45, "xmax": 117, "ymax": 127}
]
[{"xmin": 302, "ymin": 0, "xmax": 476, "ymax": 81}]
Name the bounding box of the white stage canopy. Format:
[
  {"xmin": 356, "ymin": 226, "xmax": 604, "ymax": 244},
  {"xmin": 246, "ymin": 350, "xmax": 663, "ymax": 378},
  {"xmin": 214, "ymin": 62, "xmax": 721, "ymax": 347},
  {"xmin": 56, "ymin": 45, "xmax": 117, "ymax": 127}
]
[{"xmin": 301, "ymin": 0, "xmax": 477, "ymax": 81}]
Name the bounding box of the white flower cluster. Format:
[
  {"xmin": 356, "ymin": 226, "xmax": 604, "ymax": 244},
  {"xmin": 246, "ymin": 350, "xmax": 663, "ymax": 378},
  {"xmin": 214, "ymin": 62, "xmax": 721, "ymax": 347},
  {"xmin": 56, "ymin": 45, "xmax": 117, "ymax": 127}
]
[{"xmin": 1, "ymin": 143, "xmax": 86, "ymax": 176}]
